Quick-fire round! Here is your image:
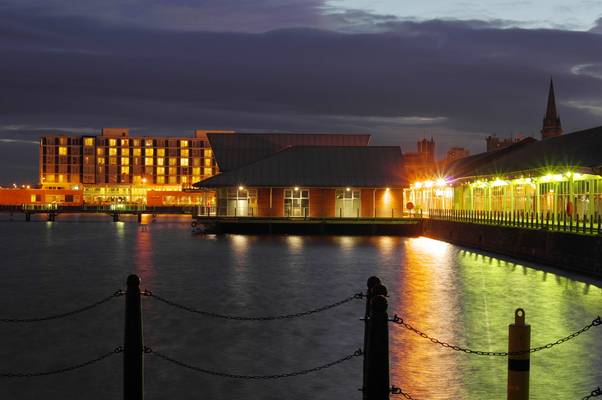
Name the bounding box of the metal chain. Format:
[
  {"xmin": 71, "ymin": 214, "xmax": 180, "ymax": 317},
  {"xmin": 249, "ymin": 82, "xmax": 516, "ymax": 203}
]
[
  {"xmin": 390, "ymin": 314, "xmax": 601, "ymax": 356},
  {"xmin": 391, "ymin": 385, "xmax": 419, "ymax": 399},
  {"xmin": 145, "ymin": 346, "xmax": 362, "ymax": 379},
  {"xmin": 583, "ymin": 387, "xmax": 602, "ymax": 400},
  {"xmin": 143, "ymin": 290, "xmax": 364, "ymax": 321},
  {"xmin": 1, "ymin": 346, "xmax": 123, "ymax": 378},
  {"xmin": 0, "ymin": 290, "xmax": 124, "ymax": 323}
]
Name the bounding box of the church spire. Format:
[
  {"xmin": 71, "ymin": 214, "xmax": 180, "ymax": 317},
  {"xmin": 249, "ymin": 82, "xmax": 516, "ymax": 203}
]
[{"xmin": 541, "ymin": 78, "xmax": 562, "ymax": 139}]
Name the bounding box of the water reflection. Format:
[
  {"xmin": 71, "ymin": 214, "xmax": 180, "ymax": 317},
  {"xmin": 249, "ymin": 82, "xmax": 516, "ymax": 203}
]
[{"xmin": 135, "ymin": 227, "xmax": 155, "ymax": 285}]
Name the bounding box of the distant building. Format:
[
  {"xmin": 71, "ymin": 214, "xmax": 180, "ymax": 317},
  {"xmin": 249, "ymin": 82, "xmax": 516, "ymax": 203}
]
[
  {"xmin": 444, "ymin": 147, "xmax": 470, "ymax": 164},
  {"xmin": 541, "ymin": 79, "xmax": 563, "ymax": 139},
  {"xmin": 403, "ymin": 137, "xmax": 437, "ymax": 179},
  {"xmin": 486, "ymin": 134, "xmax": 521, "ymax": 152}
]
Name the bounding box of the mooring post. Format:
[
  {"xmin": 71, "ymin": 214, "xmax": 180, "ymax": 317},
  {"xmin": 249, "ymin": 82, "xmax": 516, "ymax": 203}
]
[
  {"xmin": 366, "ymin": 293, "xmax": 390, "ymax": 400},
  {"xmin": 362, "ymin": 276, "xmax": 381, "ymax": 399},
  {"xmin": 507, "ymin": 308, "xmax": 530, "ymax": 400},
  {"xmin": 124, "ymin": 274, "xmax": 144, "ymax": 400},
  {"xmin": 137, "ymin": 213, "xmax": 142, "ymax": 224}
]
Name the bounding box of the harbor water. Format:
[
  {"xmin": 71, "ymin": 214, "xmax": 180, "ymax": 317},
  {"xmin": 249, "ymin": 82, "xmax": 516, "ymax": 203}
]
[{"xmin": 1, "ymin": 215, "xmax": 601, "ymax": 399}]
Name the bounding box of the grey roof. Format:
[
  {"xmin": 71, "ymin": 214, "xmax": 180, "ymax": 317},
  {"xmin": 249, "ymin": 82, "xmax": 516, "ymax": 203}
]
[
  {"xmin": 471, "ymin": 126, "xmax": 602, "ymax": 177},
  {"xmin": 194, "ymin": 146, "xmax": 405, "ymax": 188},
  {"xmin": 445, "ymin": 137, "xmax": 538, "ymax": 179},
  {"xmin": 207, "ymin": 133, "xmax": 371, "ymax": 172}
]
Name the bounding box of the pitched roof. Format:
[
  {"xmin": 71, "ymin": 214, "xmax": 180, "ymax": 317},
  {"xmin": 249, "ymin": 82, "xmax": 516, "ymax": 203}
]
[
  {"xmin": 470, "ymin": 126, "xmax": 602, "ymax": 177},
  {"xmin": 194, "ymin": 146, "xmax": 405, "ymax": 188},
  {"xmin": 444, "ymin": 137, "xmax": 538, "ymax": 179},
  {"xmin": 207, "ymin": 133, "xmax": 371, "ymax": 172}
]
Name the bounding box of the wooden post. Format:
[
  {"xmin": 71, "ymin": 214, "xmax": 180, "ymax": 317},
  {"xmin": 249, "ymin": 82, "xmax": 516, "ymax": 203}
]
[
  {"xmin": 124, "ymin": 274, "xmax": 144, "ymax": 400},
  {"xmin": 362, "ymin": 277, "xmax": 381, "ymax": 399},
  {"xmin": 366, "ymin": 294, "xmax": 389, "ymax": 400},
  {"xmin": 507, "ymin": 308, "xmax": 530, "ymax": 400}
]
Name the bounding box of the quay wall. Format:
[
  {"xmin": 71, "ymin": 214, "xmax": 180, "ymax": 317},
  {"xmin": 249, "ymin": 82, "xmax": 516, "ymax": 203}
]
[{"xmin": 422, "ymin": 219, "xmax": 602, "ymax": 278}]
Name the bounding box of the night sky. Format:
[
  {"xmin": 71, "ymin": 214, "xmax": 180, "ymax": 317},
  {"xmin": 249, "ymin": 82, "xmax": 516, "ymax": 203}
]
[{"xmin": 2, "ymin": 1, "xmax": 602, "ymax": 184}]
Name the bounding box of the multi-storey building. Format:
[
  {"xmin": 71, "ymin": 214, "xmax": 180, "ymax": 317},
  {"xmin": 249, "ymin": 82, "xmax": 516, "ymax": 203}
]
[{"xmin": 40, "ymin": 128, "xmax": 231, "ymax": 204}]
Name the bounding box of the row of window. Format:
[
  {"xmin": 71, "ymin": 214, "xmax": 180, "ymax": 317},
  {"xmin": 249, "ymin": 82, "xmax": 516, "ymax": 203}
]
[{"xmin": 42, "ymin": 137, "xmax": 210, "ymax": 148}]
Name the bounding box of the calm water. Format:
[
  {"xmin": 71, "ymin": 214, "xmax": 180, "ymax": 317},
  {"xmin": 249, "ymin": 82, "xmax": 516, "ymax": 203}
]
[{"xmin": 1, "ymin": 215, "xmax": 601, "ymax": 400}]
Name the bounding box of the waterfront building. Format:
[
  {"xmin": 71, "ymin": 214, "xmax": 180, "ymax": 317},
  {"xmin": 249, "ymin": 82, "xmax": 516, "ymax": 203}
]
[
  {"xmin": 443, "ymin": 147, "xmax": 470, "ymax": 165},
  {"xmin": 485, "ymin": 134, "xmax": 522, "ymax": 152},
  {"xmin": 195, "ymin": 146, "xmax": 405, "ymax": 217},
  {"xmin": 39, "ymin": 128, "xmax": 227, "ymax": 204},
  {"xmin": 404, "ymin": 126, "xmax": 602, "ymax": 219}
]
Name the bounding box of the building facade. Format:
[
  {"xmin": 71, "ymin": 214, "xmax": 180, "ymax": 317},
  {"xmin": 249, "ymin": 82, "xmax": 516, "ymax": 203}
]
[{"xmin": 40, "ymin": 128, "xmax": 228, "ymax": 204}]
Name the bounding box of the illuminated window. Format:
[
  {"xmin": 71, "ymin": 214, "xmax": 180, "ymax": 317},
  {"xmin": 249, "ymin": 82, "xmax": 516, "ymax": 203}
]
[
  {"xmin": 121, "ymin": 157, "xmax": 130, "ymax": 165},
  {"xmin": 59, "ymin": 146, "xmax": 67, "ymax": 156},
  {"xmin": 157, "ymin": 167, "xmax": 165, "ymax": 175},
  {"xmin": 58, "ymin": 174, "xmax": 64, "ymax": 183},
  {"xmin": 204, "ymin": 149, "xmax": 212, "ymax": 158},
  {"xmin": 121, "ymin": 166, "xmax": 130, "ymax": 174},
  {"xmin": 169, "ymin": 167, "xmax": 177, "ymax": 176},
  {"xmin": 109, "ymin": 139, "xmax": 117, "ymax": 146},
  {"xmin": 109, "ymin": 148, "xmax": 117, "ymax": 156},
  {"xmin": 133, "ymin": 139, "xmax": 140, "ymax": 147},
  {"xmin": 121, "ymin": 139, "xmax": 129, "ymax": 146},
  {"xmin": 181, "ymin": 148, "xmax": 189, "ymax": 158},
  {"xmin": 59, "ymin": 137, "xmax": 67, "ymax": 145},
  {"xmin": 46, "ymin": 174, "xmax": 55, "ymax": 182},
  {"xmin": 145, "ymin": 148, "xmax": 154, "ymax": 156},
  {"xmin": 181, "ymin": 176, "xmax": 188, "ymax": 184},
  {"xmin": 133, "ymin": 175, "xmax": 142, "ymax": 184},
  {"xmin": 204, "ymin": 167, "xmax": 212, "ymax": 176},
  {"xmin": 192, "ymin": 167, "xmax": 201, "ymax": 176},
  {"xmin": 145, "ymin": 139, "xmax": 153, "ymax": 147},
  {"xmin": 157, "ymin": 148, "xmax": 165, "ymax": 157},
  {"xmin": 122, "ymin": 148, "xmax": 130, "ymax": 156},
  {"xmin": 284, "ymin": 188, "xmax": 310, "ymax": 217},
  {"xmin": 97, "ymin": 158, "xmax": 105, "ymax": 165},
  {"xmin": 180, "ymin": 140, "xmax": 188, "ymax": 147},
  {"xmin": 157, "ymin": 158, "xmax": 164, "ymax": 166},
  {"xmin": 109, "ymin": 157, "xmax": 117, "ymax": 165},
  {"xmin": 204, "ymin": 158, "xmax": 212, "ymax": 167},
  {"xmin": 169, "ymin": 157, "xmax": 177, "ymax": 166},
  {"xmin": 169, "ymin": 176, "xmax": 177, "ymax": 184},
  {"xmin": 133, "ymin": 157, "xmax": 140, "ymax": 166},
  {"xmin": 133, "ymin": 148, "xmax": 141, "ymax": 157},
  {"xmin": 192, "ymin": 175, "xmax": 200, "ymax": 183},
  {"xmin": 96, "ymin": 148, "xmax": 104, "ymax": 156},
  {"xmin": 156, "ymin": 176, "xmax": 165, "ymax": 184},
  {"xmin": 84, "ymin": 138, "xmax": 94, "ymax": 146},
  {"xmin": 145, "ymin": 157, "xmax": 154, "ymax": 166},
  {"xmin": 192, "ymin": 158, "xmax": 201, "ymax": 167},
  {"xmin": 180, "ymin": 158, "xmax": 189, "ymax": 167}
]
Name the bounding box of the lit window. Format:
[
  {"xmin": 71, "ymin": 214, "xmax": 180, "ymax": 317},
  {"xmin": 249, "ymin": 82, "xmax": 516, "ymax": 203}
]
[
  {"xmin": 121, "ymin": 166, "xmax": 130, "ymax": 174},
  {"xmin": 109, "ymin": 157, "xmax": 117, "ymax": 165},
  {"xmin": 145, "ymin": 139, "xmax": 153, "ymax": 147},
  {"xmin": 181, "ymin": 176, "xmax": 188, "ymax": 183},
  {"xmin": 169, "ymin": 167, "xmax": 177, "ymax": 175},
  {"xmin": 204, "ymin": 149, "xmax": 212, "ymax": 158},
  {"xmin": 109, "ymin": 148, "xmax": 117, "ymax": 156},
  {"xmin": 133, "ymin": 139, "xmax": 140, "ymax": 147},
  {"xmin": 96, "ymin": 148, "xmax": 104, "ymax": 156},
  {"xmin": 121, "ymin": 139, "xmax": 128, "ymax": 146},
  {"xmin": 109, "ymin": 139, "xmax": 117, "ymax": 147},
  {"xmin": 122, "ymin": 148, "xmax": 130, "ymax": 156},
  {"xmin": 145, "ymin": 157, "xmax": 154, "ymax": 166},
  {"xmin": 204, "ymin": 167, "xmax": 212, "ymax": 176},
  {"xmin": 133, "ymin": 148, "xmax": 141, "ymax": 156},
  {"xmin": 192, "ymin": 167, "xmax": 201, "ymax": 176},
  {"xmin": 59, "ymin": 146, "xmax": 68, "ymax": 156},
  {"xmin": 204, "ymin": 158, "xmax": 212, "ymax": 167},
  {"xmin": 169, "ymin": 176, "xmax": 177, "ymax": 184},
  {"xmin": 84, "ymin": 138, "xmax": 94, "ymax": 146},
  {"xmin": 97, "ymin": 158, "xmax": 105, "ymax": 165},
  {"xmin": 180, "ymin": 140, "xmax": 188, "ymax": 148},
  {"xmin": 181, "ymin": 148, "xmax": 189, "ymax": 158},
  {"xmin": 180, "ymin": 158, "xmax": 189, "ymax": 167},
  {"xmin": 192, "ymin": 175, "xmax": 200, "ymax": 183},
  {"xmin": 145, "ymin": 148, "xmax": 154, "ymax": 157},
  {"xmin": 156, "ymin": 176, "xmax": 165, "ymax": 184},
  {"xmin": 169, "ymin": 157, "xmax": 177, "ymax": 166},
  {"xmin": 157, "ymin": 167, "xmax": 165, "ymax": 175},
  {"xmin": 157, "ymin": 148, "xmax": 165, "ymax": 157},
  {"xmin": 157, "ymin": 158, "xmax": 164, "ymax": 166},
  {"xmin": 58, "ymin": 174, "xmax": 64, "ymax": 183},
  {"xmin": 192, "ymin": 158, "xmax": 201, "ymax": 167},
  {"xmin": 121, "ymin": 157, "xmax": 130, "ymax": 165}
]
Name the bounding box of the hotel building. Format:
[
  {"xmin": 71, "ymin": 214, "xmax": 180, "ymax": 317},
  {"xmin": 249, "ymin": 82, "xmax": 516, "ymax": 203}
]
[{"xmin": 39, "ymin": 128, "xmax": 228, "ymax": 204}]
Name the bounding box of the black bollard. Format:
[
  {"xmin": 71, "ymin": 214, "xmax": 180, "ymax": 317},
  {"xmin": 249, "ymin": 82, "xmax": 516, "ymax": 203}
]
[
  {"xmin": 366, "ymin": 294, "xmax": 390, "ymax": 400},
  {"xmin": 124, "ymin": 274, "xmax": 144, "ymax": 400},
  {"xmin": 363, "ymin": 277, "xmax": 381, "ymax": 399}
]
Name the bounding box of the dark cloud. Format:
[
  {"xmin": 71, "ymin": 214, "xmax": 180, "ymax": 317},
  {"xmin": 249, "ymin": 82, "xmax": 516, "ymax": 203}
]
[{"xmin": 1, "ymin": 7, "xmax": 602, "ymax": 183}]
